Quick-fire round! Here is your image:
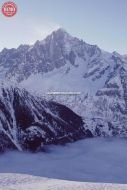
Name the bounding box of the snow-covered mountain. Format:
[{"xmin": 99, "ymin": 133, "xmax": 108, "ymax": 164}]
[
  {"xmin": 0, "ymin": 28, "xmax": 126, "ymax": 95},
  {"xmin": 0, "ymin": 28, "xmax": 127, "ymax": 142},
  {"xmin": 0, "ymin": 85, "xmax": 92, "ymax": 152}
]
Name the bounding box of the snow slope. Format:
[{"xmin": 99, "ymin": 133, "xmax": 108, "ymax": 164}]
[{"xmin": 0, "ymin": 174, "xmax": 127, "ymax": 190}]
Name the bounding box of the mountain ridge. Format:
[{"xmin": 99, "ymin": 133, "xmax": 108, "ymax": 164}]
[
  {"xmin": 0, "ymin": 85, "xmax": 92, "ymax": 152},
  {"xmin": 0, "ymin": 28, "xmax": 127, "ymax": 147}
]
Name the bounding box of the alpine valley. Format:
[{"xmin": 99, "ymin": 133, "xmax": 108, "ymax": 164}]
[{"xmin": 0, "ymin": 28, "xmax": 127, "ymax": 152}]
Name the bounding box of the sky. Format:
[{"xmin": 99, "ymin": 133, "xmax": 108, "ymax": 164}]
[{"xmin": 0, "ymin": 0, "xmax": 127, "ymax": 54}]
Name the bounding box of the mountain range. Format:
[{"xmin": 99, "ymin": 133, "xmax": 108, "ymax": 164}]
[{"xmin": 0, "ymin": 28, "xmax": 127, "ymax": 151}]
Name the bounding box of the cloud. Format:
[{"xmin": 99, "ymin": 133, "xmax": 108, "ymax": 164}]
[{"xmin": 0, "ymin": 138, "xmax": 127, "ymax": 184}]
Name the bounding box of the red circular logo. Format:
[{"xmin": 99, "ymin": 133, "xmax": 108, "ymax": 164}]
[{"xmin": 2, "ymin": 1, "xmax": 17, "ymax": 17}]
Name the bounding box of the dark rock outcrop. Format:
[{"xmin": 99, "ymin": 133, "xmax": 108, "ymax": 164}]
[{"xmin": 0, "ymin": 86, "xmax": 91, "ymax": 152}]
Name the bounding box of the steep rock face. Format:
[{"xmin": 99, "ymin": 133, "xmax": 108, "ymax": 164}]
[
  {"xmin": 81, "ymin": 62, "xmax": 127, "ymax": 137},
  {"xmin": 0, "ymin": 29, "xmax": 101, "ymax": 82},
  {"xmin": 0, "ymin": 29, "xmax": 125, "ymax": 95},
  {"xmin": 0, "ymin": 29, "xmax": 94, "ymax": 81},
  {"xmin": 0, "ymin": 86, "xmax": 91, "ymax": 152}
]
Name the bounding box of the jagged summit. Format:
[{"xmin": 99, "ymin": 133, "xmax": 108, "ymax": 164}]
[
  {"xmin": 43, "ymin": 28, "xmax": 77, "ymax": 46},
  {"xmin": 0, "ymin": 27, "xmax": 126, "ymax": 95},
  {"xmin": 52, "ymin": 27, "xmax": 69, "ymax": 35},
  {"xmin": 33, "ymin": 28, "xmax": 73, "ymax": 47},
  {"xmin": 0, "ymin": 28, "xmax": 72, "ymax": 53},
  {"xmin": 0, "ymin": 27, "xmax": 101, "ymax": 83}
]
